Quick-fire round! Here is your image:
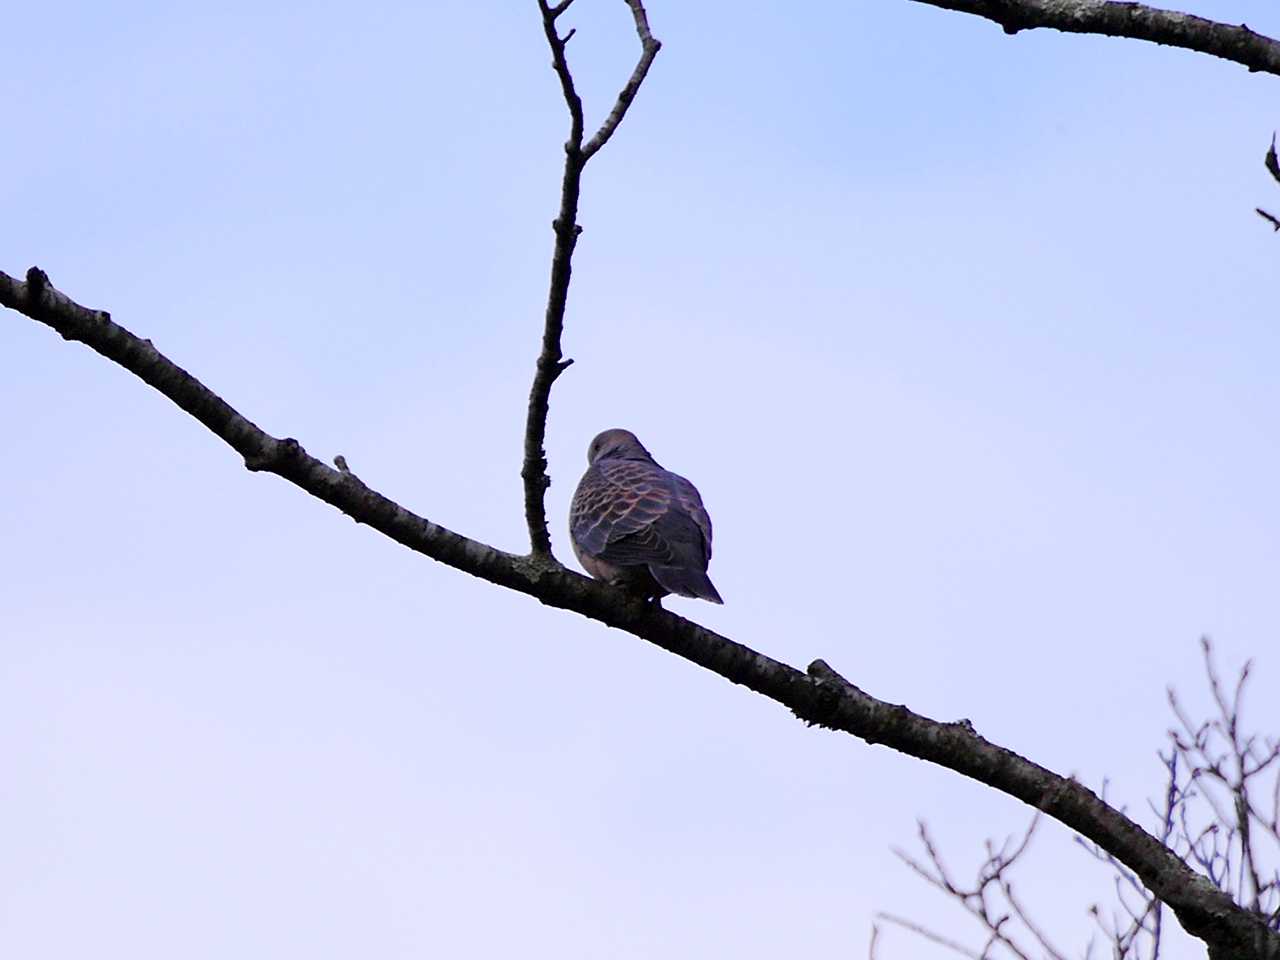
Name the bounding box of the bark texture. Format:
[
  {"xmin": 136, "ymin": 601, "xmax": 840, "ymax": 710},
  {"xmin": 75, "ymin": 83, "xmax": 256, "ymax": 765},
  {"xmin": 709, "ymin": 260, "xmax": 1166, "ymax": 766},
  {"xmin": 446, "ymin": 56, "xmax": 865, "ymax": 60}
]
[{"xmin": 908, "ymin": 0, "xmax": 1280, "ymax": 75}]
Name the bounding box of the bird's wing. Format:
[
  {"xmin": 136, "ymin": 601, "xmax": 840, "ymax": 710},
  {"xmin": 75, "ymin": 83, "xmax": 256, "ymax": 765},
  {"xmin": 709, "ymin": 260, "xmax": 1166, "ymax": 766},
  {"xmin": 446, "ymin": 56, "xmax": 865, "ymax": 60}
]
[
  {"xmin": 669, "ymin": 473, "xmax": 713, "ymax": 563},
  {"xmin": 571, "ymin": 460, "xmax": 710, "ymax": 570},
  {"xmin": 571, "ymin": 460, "xmax": 668, "ymax": 557}
]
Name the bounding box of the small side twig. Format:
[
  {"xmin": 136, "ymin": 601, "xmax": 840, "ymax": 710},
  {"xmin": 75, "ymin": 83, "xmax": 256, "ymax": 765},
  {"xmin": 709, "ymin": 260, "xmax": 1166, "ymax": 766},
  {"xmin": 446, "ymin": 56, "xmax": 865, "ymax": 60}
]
[
  {"xmin": 875, "ymin": 911, "xmax": 983, "ymax": 959},
  {"xmin": 1256, "ymin": 135, "xmax": 1280, "ymax": 230}
]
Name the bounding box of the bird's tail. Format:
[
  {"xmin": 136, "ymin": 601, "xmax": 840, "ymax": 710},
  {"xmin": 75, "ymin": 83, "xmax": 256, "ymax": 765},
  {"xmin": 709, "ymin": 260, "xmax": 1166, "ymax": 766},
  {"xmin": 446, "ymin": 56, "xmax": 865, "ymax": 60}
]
[{"xmin": 651, "ymin": 566, "xmax": 723, "ymax": 604}]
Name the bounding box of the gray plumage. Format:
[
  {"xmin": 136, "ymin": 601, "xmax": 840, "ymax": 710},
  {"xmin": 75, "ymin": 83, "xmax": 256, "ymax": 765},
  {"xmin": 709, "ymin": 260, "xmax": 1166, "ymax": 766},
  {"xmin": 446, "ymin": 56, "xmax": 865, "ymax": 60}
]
[{"xmin": 569, "ymin": 428, "xmax": 723, "ymax": 604}]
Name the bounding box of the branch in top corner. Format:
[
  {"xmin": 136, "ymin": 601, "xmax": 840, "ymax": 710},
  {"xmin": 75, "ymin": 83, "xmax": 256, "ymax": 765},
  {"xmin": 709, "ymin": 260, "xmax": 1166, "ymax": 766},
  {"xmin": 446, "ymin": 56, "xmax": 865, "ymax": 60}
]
[{"xmin": 903, "ymin": 0, "xmax": 1280, "ymax": 76}]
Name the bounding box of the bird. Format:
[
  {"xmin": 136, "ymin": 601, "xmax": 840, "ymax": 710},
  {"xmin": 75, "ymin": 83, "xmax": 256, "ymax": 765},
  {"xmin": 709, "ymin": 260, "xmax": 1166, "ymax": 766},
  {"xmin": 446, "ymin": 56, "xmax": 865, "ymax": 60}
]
[{"xmin": 569, "ymin": 428, "xmax": 723, "ymax": 604}]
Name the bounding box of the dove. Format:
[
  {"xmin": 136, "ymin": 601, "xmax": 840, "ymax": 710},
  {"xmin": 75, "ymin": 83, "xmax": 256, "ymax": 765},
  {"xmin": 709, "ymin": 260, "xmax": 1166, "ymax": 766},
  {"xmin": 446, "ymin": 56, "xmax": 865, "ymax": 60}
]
[{"xmin": 569, "ymin": 428, "xmax": 723, "ymax": 604}]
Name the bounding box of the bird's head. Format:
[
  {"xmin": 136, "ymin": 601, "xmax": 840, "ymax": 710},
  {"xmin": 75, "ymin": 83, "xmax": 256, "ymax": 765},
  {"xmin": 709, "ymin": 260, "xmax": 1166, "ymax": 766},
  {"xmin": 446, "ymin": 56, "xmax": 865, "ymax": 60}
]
[{"xmin": 587, "ymin": 428, "xmax": 657, "ymax": 465}]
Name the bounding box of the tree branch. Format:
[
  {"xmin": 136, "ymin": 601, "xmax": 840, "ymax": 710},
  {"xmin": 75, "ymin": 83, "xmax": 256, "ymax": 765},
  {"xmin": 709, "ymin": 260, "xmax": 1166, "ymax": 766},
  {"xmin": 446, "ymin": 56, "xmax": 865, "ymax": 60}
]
[
  {"xmin": 875, "ymin": 911, "xmax": 985, "ymax": 958},
  {"xmin": 583, "ymin": 1, "xmax": 661, "ymax": 160},
  {"xmin": 903, "ymin": 0, "xmax": 1280, "ymax": 76},
  {"xmin": 521, "ymin": 0, "xmax": 660, "ymax": 557},
  {"xmin": 1258, "ymin": 136, "xmax": 1280, "ymax": 231},
  {"xmin": 4, "ymin": 264, "xmax": 1278, "ymax": 958}
]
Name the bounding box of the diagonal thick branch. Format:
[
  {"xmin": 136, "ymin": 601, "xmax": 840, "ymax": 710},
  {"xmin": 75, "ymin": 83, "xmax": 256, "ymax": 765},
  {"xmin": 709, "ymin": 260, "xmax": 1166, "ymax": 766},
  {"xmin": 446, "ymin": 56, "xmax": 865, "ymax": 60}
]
[
  {"xmin": 905, "ymin": 0, "xmax": 1280, "ymax": 76},
  {"xmin": 2, "ymin": 264, "xmax": 1277, "ymax": 959},
  {"xmin": 521, "ymin": 0, "xmax": 661, "ymax": 557}
]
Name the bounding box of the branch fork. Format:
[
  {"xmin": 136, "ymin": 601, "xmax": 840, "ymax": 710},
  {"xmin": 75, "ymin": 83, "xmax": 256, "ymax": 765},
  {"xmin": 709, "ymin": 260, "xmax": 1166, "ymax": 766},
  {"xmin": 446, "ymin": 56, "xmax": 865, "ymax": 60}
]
[{"xmin": 521, "ymin": 0, "xmax": 660, "ymax": 558}]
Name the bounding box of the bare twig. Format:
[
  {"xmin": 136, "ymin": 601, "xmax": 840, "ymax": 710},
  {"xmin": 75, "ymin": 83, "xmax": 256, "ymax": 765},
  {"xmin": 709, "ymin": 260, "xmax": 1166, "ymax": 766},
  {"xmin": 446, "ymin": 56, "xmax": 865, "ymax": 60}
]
[
  {"xmin": 1164, "ymin": 641, "xmax": 1280, "ymax": 930},
  {"xmin": 1256, "ymin": 209, "xmax": 1280, "ymax": 230},
  {"xmin": 1258, "ymin": 136, "xmax": 1280, "ymax": 232},
  {"xmin": 902, "ymin": 0, "xmax": 1280, "ymax": 76},
  {"xmin": 875, "ymin": 911, "xmax": 984, "ymax": 958},
  {"xmin": 891, "ymin": 817, "xmax": 1064, "ymax": 960},
  {"xmin": 582, "ymin": 1, "xmax": 661, "ymax": 160},
  {"xmin": 521, "ymin": 0, "xmax": 661, "ymax": 557},
  {"xmin": 1001, "ymin": 878, "xmax": 1070, "ymax": 959}
]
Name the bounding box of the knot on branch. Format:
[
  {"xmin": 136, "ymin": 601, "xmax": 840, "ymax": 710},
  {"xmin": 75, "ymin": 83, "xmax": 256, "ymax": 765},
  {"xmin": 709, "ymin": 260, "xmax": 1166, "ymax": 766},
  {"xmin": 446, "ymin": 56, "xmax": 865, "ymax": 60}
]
[
  {"xmin": 796, "ymin": 659, "xmax": 848, "ymax": 729},
  {"xmin": 521, "ymin": 457, "xmax": 551, "ymax": 489},
  {"xmin": 25, "ymin": 266, "xmax": 50, "ymax": 298},
  {"xmin": 551, "ymin": 217, "xmax": 583, "ymax": 239},
  {"xmin": 244, "ymin": 437, "xmax": 304, "ymax": 472},
  {"xmin": 332, "ymin": 454, "xmax": 368, "ymax": 487},
  {"xmin": 23, "ymin": 266, "xmax": 57, "ymax": 329},
  {"xmin": 990, "ymin": 0, "xmax": 1025, "ymax": 35},
  {"xmin": 543, "ymin": 356, "xmax": 574, "ymax": 386}
]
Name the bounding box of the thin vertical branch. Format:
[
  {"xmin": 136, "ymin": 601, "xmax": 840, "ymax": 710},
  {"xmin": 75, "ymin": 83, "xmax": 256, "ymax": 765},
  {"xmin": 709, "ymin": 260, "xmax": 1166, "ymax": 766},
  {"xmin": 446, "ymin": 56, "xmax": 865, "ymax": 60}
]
[{"xmin": 522, "ymin": 0, "xmax": 661, "ymax": 557}]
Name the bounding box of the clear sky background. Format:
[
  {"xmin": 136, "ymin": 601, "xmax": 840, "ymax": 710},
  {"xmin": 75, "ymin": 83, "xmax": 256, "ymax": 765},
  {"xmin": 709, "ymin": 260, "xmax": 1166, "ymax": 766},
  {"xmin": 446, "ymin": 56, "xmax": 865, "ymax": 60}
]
[{"xmin": 3, "ymin": 2, "xmax": 1278, "ymax": 957}]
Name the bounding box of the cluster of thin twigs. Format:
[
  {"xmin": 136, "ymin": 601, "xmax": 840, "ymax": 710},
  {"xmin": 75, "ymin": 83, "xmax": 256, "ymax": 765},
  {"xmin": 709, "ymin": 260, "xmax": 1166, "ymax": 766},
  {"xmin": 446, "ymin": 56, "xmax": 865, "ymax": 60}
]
[
  {"xmin": 878, "ymin": 816, "xmax": 1071, "ymax": 960},
  {"xmin": 879, "ymin": 639, "xmax": 1280, "ymax": 959},
  {"xmin": 1164, "ymin": 642, "xmax": 1280, "ymax": 924}
]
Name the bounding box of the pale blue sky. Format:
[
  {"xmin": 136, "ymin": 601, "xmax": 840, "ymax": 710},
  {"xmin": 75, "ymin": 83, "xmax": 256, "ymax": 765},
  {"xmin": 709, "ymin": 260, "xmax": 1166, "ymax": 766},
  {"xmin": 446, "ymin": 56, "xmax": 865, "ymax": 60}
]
[{"xmin": 3, "ymin": 2, "xmax": 1279, "ymax": 957}]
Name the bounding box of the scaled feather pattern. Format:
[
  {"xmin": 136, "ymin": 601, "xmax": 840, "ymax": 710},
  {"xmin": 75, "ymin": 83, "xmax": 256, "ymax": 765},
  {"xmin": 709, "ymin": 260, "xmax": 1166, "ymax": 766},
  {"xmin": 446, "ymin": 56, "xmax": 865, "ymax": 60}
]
[{"xmin": 570, "ymin": 428, "xmax": 723, "ymax": 604}]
